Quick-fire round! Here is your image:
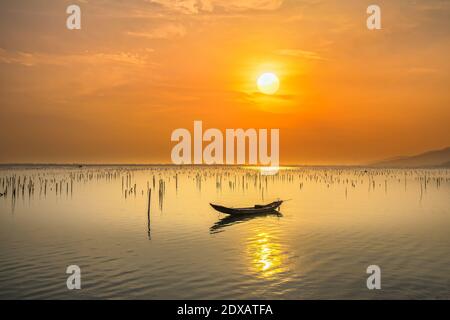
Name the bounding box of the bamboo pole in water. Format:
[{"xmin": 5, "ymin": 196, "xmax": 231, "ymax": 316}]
[{"xmin": 147, "ymin": 188, "xmax": 152, "ymax": 238}]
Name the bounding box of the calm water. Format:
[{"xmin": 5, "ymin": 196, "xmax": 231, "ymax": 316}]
[{"xmin": 0, "ymin": 166, "xmax": 449, "ymax": 299}]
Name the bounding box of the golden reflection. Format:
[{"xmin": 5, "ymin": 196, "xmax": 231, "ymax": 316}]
[
  {"xmin": 247, "ymin": 232, "xmax": 286, "ymax": 279},
  {"xmin": 259, "ymin": 166, "xmax": 280, "ymax": 176},
  {"xmin": 245, "ymin": 166, "xmax": 285, "ymax": 172}
]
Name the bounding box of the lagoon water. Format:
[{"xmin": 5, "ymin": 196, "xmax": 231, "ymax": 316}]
[{"xmin": 0, "ymin": 166, "xmax": 449, "ymax": 299}]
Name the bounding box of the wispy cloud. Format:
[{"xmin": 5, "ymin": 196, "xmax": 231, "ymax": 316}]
[
  {"xmin": 276, "ymin": 49, "xmax": 325, "ymax": 60},
  {"xmin": 0, "ymin": 49, "xmax": 154, "ymax": 67},
  {"xmin": 126, "ymin": 24, "xmax": 186, "ymax": 39},
  {"xmin": 148, "ymin": 0, "xmax": 283, "ymax": 14}
]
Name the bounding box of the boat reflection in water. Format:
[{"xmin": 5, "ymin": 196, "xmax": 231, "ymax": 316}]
[
  {"xmin": 210, "ymin": 211, "xmax": 282, "ymax": 234},
  {"xmin": 246, "ymin": 232, "xmax": 288, "ymax": 279}
]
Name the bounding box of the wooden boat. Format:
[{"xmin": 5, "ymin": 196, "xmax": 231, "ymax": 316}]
[{"xmin": 210, "ymin": 200, "xmax": 283, "ymax": 215}]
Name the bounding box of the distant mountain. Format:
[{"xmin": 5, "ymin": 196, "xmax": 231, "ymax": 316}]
[
  {"xmin": 370, "ymin": 147, "xmax": 450, "ymax": 168},
  {"xmin": 438, "ymin": 160, "xmax": 450, "ymax": 168}
]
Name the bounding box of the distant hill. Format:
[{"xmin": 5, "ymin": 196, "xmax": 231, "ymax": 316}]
[
  {"xmin": 370, "ymin": 147, "xmax": 450, "ymax": 168},
  {"xmin": 438, "ymin": 160, "xmax": 450, "ymax": 168}
]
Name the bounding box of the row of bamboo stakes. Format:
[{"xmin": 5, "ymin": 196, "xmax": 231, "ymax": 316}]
[{"xmin": 0, "ymin": 168, "xmax": 449, "ymax": 210}]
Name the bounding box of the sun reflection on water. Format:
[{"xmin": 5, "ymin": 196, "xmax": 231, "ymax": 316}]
[{"xmin": 247, "ymin": 232, "xmax": 287, "ymax": 279}]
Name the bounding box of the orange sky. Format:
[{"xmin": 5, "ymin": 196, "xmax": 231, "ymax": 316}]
[{"xmin": 0, "ymin": 0, "xmax": 449, "ymax": 164}]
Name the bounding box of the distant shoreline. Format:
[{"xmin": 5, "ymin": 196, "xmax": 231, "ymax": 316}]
[
  {"xmin": 1, "ymin": 147, "xmax": 448, "ymax": 169},
  {"xmin": 0, "ymin": 163, "xmax": 448, "ymax": 169}
]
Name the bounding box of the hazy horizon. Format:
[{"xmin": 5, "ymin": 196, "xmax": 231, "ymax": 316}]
[{"xmin": 0, "ymin": 145, "xmax": 448, "ymax": 166}]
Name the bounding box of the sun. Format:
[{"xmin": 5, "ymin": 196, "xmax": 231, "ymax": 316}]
[{"xmin": 257, "ymin": 72, "xmax": 279, "ymax": 95}]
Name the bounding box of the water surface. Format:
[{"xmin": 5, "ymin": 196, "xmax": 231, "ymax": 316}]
[{"xmin": 0, "ymin": 166, "xmax": 449, "ymax": 299}]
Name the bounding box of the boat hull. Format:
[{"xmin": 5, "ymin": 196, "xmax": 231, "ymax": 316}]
[{"xmin": 210, "ymin": 201, "xmax": 283, "ymax": 215}]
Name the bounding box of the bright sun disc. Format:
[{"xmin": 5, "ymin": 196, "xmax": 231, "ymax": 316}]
[{"xmin": 257, "ymin": 72, "xmax": 279, "ymax": 95}]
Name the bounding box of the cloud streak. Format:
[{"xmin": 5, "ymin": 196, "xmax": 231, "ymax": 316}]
[
  {"xmin": 276, "ymin": 49, "xmax": 326, "ymax": 61},
  {"xmin": 149, "ymin": 0, "xmax": 283, "ymax": 14},
  {"xmin": 0, "ymin": 49, "xmax": 154, "ymax": 67},
  {"xmin": 126, "ymin": 24, "xmax": 186, "ymax": 39}
]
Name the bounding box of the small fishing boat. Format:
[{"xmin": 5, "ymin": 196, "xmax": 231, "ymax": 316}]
[{"xmin": 210, "ymin": 200, "xmax": 283, "ymax": 215}]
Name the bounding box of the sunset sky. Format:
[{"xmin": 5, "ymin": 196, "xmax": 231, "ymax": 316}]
[{"xmin": 0, "ymin": 0, "xmax": 449, "ymax": 164}]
